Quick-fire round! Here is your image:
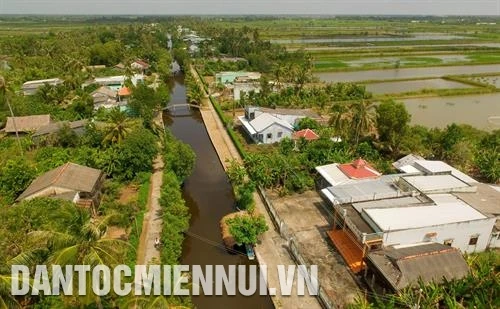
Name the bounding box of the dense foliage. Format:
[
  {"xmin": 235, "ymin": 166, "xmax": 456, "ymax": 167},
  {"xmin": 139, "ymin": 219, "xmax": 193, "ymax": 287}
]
[{"xmin": 226, "ymin": 214, "xmax": 268, "ymax": 246}]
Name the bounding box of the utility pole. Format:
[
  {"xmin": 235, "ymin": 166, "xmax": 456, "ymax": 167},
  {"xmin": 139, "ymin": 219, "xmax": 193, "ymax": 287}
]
[{"xmin": 0, "ymin": 76, "xmax": 23, "ymax": 156}]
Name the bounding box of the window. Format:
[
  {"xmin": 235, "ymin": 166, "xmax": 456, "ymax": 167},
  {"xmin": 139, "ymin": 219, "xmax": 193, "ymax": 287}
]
[
  {"xmin": 443, "ymin": 239, "xmax": 454, "ymax": 246},
  {"xmin": 267, "ymin": 133, "xmax": 272, "ymax": 139},
  {"xmin": 469, "ymin": 235, "xmax": 479, "ymax": 246},
  {"xmin": 277, "ymin": 132, "xmax": 283, "ymax": 138}
]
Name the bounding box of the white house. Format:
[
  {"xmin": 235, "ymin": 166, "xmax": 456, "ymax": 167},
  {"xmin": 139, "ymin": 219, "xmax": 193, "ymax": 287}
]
[
  {"xmin": 320, "ymin": 159, "xmax": 499, "ymax": 275},
  {"xmin": 84, "ymin": 74, "xmax": 144, "ymax": 91},
  {"xmin": 238, "ymin": 113, "xmax": 294, "ymax": 144}
]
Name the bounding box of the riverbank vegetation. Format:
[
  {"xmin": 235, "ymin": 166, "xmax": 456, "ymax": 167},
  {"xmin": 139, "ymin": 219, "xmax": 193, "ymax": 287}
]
[{"xmin": 0, "ymin": 19, "xmax": 200, "ymax": 308}]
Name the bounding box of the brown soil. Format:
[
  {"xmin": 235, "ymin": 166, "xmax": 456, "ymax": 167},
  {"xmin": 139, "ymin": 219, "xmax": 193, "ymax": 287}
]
[{"xmin": 118, "ymin": 184, "xmax": 139, "ymax": 204}]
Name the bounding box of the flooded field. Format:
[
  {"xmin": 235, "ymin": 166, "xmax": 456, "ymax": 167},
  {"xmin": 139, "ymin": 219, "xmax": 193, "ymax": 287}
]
[
  {"xmin": 401, "ymin": 92, "xmax": 500, "ymax": 130},
  {"xmin": 339, "ymin": 54, "xmax": 470, "ymax": 68},
  {"xmin": 364, "ymin": 78, "xmax": 474, "ymax": 94},
  {"xmin": 470, "ymin": 75, "xmax": 500, "ymax": 88},
  {"xmin": 315, "ymin": 63, "xmax": 500, "ymax": 82},
  {"xmin": 289, "ymin": 43, "xmax": 500, "ymax": 51},
  {"xmin": 272, "ymin": 34, "xmax": 467, "ymax": 44}
]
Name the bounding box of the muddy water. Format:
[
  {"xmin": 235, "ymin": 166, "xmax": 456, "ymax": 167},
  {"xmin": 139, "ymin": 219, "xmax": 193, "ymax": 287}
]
[
  {"xmin": 364, "ymin": 78, "xmax": 473, "ymax": 94},
  {"xmin": 164, "ymin": 75, "xmax": 274, "ymax": 309},
  {"xmin": 401, "ymin": 92, "xmax": 500, "ymax": 130},
  {"xmin": 315, "ymin": 63, "xmax": 500, "ymax": 82}
]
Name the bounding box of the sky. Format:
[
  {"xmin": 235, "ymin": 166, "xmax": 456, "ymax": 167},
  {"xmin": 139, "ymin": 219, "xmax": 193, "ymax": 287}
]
[{"xmin": 0, "ymin": 0, "xmax": 499, "ymax": 16}]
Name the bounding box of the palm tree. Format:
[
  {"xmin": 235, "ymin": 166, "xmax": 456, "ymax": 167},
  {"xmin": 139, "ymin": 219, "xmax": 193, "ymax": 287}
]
[
  {"xmin": 0, "ymin": 76, "xmax": 23, "ymax": 156},
  {"xmin": 329, "ymin": 101, "xmax": 349, "ymax": 139},
  {"xmin": 122, "ymin": 273, "xmax": 192, "ymax": 309},
  {"xmin": 13, "ymin": 214, "xmax": 128, "ymax": 308},
  {"xmin": 103, "ymin": 108, "xmax": 133, "ymax": 144},
  {"xmin": 0, "ymin": 274, "xmax": 23, "ymax": 309},
  {"xmin": 351, "ymin": 100, "xmax": 375, "ymax": 145}
]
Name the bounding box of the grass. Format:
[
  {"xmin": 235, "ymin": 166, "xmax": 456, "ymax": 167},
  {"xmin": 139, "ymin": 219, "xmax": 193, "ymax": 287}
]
[{"xmin": 125, "ymin": 174, "xmax": 151, "ymax": 267}]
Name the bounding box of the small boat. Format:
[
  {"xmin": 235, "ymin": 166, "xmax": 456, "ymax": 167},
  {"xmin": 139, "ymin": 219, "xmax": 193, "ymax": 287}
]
[{"xmin": 245, "ymin": 244, "xmax": 255, "ymax": 260}]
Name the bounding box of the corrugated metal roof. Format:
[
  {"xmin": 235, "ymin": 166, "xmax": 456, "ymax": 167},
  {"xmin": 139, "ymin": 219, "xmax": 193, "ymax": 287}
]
[
  {"xmin": 327, "ymin": 178, "xmax": 401, "ymax": 204},
  {"xmin": 248, "ymin": 113, "xmax": 294, "ymax": 132},
  {"xmin": 364, "ymin": 194, "xmax": 487, "ymax": 231},
  {"xmin": 5, "ymin": 115, "xmax": 52, "ymax": 133},
  {"xmin": 414, "ymin": 160, "xmax": 478, "ymax": 184},
  {"xmin": 393, "ymin": 154, "xmax": 424, "ymax": 170},
  {"xmin": 367, "ymin": 243, "xmax": 469, "ymax": 291},
  {"xmin": 402, "ymin": 174, "xmax": 474, "ymax": 193},
  {"xmin": 17, "ymin": 162, "xmax": 102, "ymax": 201},
  {"xmin": 316, "ymin": 163, "xmax": 353, "ymax": 187}
]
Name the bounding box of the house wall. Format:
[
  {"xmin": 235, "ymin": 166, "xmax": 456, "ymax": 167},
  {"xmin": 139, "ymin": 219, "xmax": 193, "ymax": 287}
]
[
  {"xmin": 382, "ymin": 217, "xmax": 496, "ymax": 253},
  {"xmin": 488, "ymin": 228, "xmax": 500, "ymax": 248},
  {"xmin": 24, "ymin": 186, "xmax": 75, "ymax": 200},
  {"xmin": 260, "ymin": 124, "xmax": 293, "ymax": 144}
]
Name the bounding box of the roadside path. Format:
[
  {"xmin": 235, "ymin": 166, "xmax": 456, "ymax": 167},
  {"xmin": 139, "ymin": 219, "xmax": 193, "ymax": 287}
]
[
  {"xmin": 191, "ymin": 65, "xmax": 322, "ymax": 309},
  {"xmin": 136, "ymin": 112, "xmax": 165, "ymax": 265}
]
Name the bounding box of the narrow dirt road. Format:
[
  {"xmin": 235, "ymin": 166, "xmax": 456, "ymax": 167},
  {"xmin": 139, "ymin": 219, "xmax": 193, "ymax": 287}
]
[{"xmin": 136, "ymin": 154, "xmax": 164, "ymax": 265}]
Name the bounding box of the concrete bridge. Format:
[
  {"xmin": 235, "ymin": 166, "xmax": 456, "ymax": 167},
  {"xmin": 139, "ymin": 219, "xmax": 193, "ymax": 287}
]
[{"xmin": 163, "ymin": 103, "xmax": 201, "ymax": 111}]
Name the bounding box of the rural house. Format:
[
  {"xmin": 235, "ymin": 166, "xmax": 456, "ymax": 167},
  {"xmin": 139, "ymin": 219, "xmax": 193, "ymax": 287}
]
[
  {"xmin": 244, "ymin": 106, "xmax": 320, "ymax": 126},
  {"xmin": 317, "ymin": 158, "xmax": 498, "ymax": 277},
  {"xmin": 3, "ymin": 114, "xmax": 53, "ymax": 134},
  {"xmin": 215, "ymin": 71, "xmax": 261, "ymax": 84},
  {"xmin": 131, "ymin": 60, "xmax": 150, "ymax": 74},
  {"xmin": 17, "ymin": 162, "xmax": 105, "ymax": 215},
  {"xmin": 91, "ymin": 86, "xmax": 118, "ymax": 109},
  {"xmin": 32, "ymin": 119, "xmax": 99, "ymax": 143},
  {"xmin": 238, "ymin": 112, "xmax": 294, "ymax": 144},
  {"xmin": 364, "ymin": 242, "xmax": 469, "ymax": 293},
  {"xmin": 22, "ymin": 78, "xmax": 63, "ymax": 95}
]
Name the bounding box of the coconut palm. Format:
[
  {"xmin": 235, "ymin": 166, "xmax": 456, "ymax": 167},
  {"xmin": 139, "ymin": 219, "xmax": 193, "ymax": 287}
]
[
  {"xmin": 351, "ymin": 100, "xmax": 375, "ymax": 145},
  {"xmin": 12, "ymin": 214, "xmax": 128, "ymax": 308},
  {"xmin": 121, "ymin": 272, "xmax": 192, "ymax": 309},
  {"xmin": 103, "ymin": 108, "xmax": 133, "ymax": 144},
  {"xmin": 329, "ymin": 101, "xmax": 350, "ymax": 138},
  {"xmin": 0, "ymin": 76, "xmax": 23, "ymax": 156},
  {"xmin": 0, "ymin": 274, "xmax": 23, "ymax": 309}
]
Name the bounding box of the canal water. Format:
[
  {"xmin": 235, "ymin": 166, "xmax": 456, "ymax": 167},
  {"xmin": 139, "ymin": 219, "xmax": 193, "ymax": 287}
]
[{"xmin": 163, "ymin": 75, "xmax": 274, "ymax": 309}]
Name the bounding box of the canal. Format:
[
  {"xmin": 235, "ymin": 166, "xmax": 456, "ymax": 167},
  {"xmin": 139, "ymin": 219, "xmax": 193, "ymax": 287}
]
[{"xmin": 163, "ymin": 75, "xmax": 274, "ymax": 309}]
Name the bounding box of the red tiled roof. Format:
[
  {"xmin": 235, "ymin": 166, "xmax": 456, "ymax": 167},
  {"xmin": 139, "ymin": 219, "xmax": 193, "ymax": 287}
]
[
  {"xmin": 133, "ymin": 60, "xmax": 150, "ymax": 68},
  {"xmin": 293, "ymin": 129, "xmax": 319, "ymax": 141},
  {"xmin": 118, "ymin": 87, "xmax": 131, "ymax": 96},
  {"xmin": 338, "ymin": 158, "xmax": 381, "ymax": 180}
]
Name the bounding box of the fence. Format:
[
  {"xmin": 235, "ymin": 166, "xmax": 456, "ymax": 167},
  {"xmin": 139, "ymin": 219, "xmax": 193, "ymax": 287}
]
[{"xmin": 257, "ymin": 187, "xmax": 336, "ymax": 309}]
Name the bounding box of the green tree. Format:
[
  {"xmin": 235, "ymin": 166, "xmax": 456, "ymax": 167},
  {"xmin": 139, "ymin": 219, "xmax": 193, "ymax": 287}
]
[
  {"xmin": 0, "ymin": 158, "xmax": 36, "ymax": 203},
  {"xmin": 351, "ymin": 100, "xmax": 375, "ymax": 146},
  {"xmin": 475, "ymin": 147, "xmax": 500, "ymax": 183},
  {"xmin": 56, "ymin": 123, "xmax": 79, "ymax": 147},
  {"xmin": 226, "ymin": 214, "xmax": 268, "ymax": 246},
  {"xmin": 296, "ymin": 117, "xmax": 320, "ymax": 130},
  {"xmin": 103, "ymin": 108, "xmax": 133, "ymax": 144},
  {"xmin": 13, "ymin": 214, "xmax": 128, "ymax": 308},
  {"xmin": 375, "ymin": 100, "xmax": 411, "ymax": 156}
]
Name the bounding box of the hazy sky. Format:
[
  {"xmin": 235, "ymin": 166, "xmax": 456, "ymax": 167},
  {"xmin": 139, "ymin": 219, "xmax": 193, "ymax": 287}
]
[{"xmin": 0, "ymin": 0, "xmax": 499, "ymax": 16}]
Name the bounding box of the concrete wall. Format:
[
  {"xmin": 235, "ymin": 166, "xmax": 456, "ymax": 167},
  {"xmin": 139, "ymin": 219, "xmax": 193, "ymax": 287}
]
[
  {"xmin": 258, "ymin": 123, "xmax": 293, "ymax": 144},
  {"xmin": 489, "ymin": 229, "xmax": 500, "ymax": 248},
  {"xmin": 24, "ymin": 186, "xmax": 76, "ymax": 200},
  {"xmin": 383, "ymin": 217, "xmax": 496, "ymax": 253},
  {"xmin": 234, "ymin": 83, "xmax": 260, "ymax": 100}
]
